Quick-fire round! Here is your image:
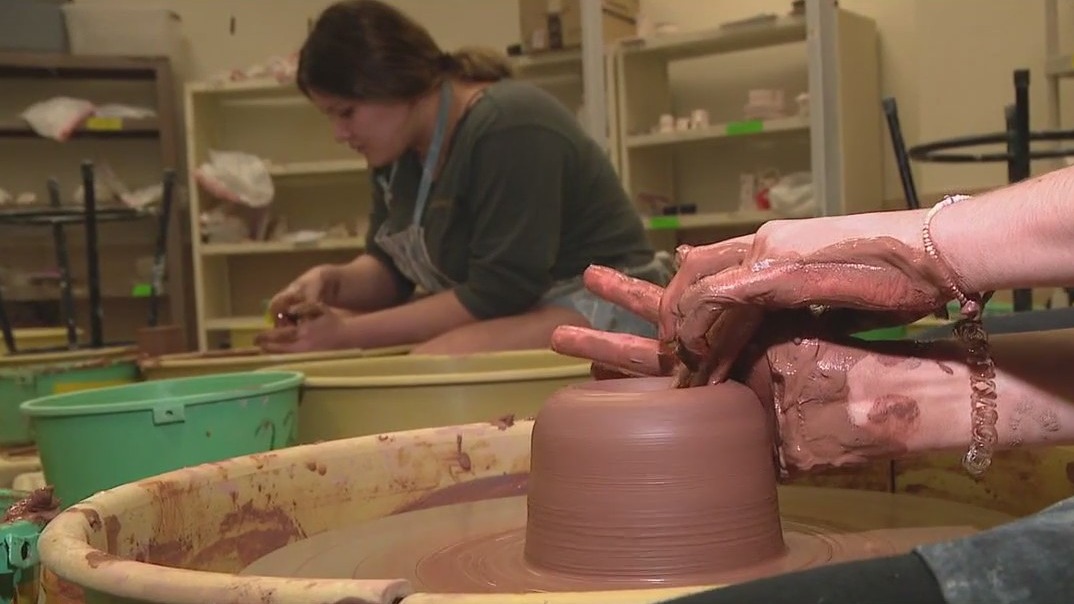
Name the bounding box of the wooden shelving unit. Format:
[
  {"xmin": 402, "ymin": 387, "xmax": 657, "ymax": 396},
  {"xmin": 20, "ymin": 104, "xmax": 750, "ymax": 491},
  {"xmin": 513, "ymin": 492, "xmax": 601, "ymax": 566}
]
[
  {"xmin": 184, "ymin": 78, "xmax": 374, "ymax": 350},
  {"xmin": 0, "ymin": 51, "xmax": 190, "ymax": 347},
  {"xmin": 612, "ymin": 1, "xmax": 884, "ymax": 249}
]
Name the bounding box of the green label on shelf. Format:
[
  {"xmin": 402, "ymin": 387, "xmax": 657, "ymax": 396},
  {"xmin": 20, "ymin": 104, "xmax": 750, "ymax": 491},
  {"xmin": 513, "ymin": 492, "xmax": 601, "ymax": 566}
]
[
  {"xmin": 85, "ymin": 116, "xmax": 123, "ymax": 131},
  {"xmin": 648, "ymin": 216, "xmax": 681, "ymax": 230},
  {"xmin": 131, "ymin": 283, "xmax": 153, "ymax": 298},
  {"xmin": 726, "ymin": 120, "xmax": 764, "ymax": 136}
]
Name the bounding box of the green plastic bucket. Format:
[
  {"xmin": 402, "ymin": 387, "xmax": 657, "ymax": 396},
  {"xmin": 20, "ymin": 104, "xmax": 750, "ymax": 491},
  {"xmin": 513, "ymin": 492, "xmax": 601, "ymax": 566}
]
[
  {"xmin": 0, "ymin": 347, "xmax": 140, "ymax": 447},
  {"xmin": 1, "ymin": 489, "xmax": 40, "ymax": 604},
  {"xmin": 19, "ymin": 371, "xmax": 302, "ymax": 509}
]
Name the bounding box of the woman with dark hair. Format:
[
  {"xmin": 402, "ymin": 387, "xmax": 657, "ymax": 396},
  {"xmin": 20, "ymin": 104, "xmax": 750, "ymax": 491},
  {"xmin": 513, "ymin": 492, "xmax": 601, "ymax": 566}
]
[{"xmin": 258, "ymin": 0, "xmax": 668, "ymax": 354}]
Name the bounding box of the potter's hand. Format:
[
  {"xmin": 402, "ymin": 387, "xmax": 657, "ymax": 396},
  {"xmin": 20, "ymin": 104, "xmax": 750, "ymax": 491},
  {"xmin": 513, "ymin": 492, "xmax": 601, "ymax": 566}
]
[
  {"xmin": 255, "ymin": 303, "xmax": 348, "ymax": 354},
  {"xmin": 267, "ymin": 264, "xmax": 344, "ymax": 317},
  {"xmin": 670, "ymin": 215, "xmax": 954, "ymax": 383},
  {"xmin": 554, "ymin": 213, "xmax": 954, "ymax": 385}
]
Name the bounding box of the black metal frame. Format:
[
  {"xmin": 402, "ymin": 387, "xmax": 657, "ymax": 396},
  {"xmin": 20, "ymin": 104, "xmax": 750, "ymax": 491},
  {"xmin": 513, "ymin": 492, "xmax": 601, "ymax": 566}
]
[
  {"xmin": 882, "ymin": 69, "xmax": 1074, "ymax": 312},
  {"xmin": 0, "ymin": 161, "xmax": 175, "ymax": 355}
]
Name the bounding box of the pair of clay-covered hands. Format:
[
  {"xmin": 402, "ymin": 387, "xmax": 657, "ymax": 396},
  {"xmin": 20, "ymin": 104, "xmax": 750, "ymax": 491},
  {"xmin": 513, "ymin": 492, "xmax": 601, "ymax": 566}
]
[{"xmin": 551, "ymin": 217, "xmax": 957, "ymax": 390}]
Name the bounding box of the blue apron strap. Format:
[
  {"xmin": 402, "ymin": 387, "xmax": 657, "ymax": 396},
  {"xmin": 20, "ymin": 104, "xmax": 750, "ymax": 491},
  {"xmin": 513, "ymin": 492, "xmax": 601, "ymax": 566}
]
[
  {"xmin": 377, "ymin": 163, "xmax": 399, "ymax": 206},
  {"xmin": 412, "ymin": 80, "xmax": 453, "ymax": 226}
]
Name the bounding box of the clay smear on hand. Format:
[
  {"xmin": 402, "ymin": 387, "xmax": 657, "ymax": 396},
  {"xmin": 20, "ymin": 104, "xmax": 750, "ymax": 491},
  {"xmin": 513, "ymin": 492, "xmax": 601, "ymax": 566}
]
[{"xmin": 762, "ymin": 337, "xmax": 943, "ymax": 476}]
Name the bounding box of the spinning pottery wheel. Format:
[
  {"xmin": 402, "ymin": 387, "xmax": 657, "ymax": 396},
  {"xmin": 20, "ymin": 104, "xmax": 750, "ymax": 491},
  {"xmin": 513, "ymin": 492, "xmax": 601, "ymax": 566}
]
[{"xmin": 36, "ymin": 377, "xmax": 1013, "ymax": 604}]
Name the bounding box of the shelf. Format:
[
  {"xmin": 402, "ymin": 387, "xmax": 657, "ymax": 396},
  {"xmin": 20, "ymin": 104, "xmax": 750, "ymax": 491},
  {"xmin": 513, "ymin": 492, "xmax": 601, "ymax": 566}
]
[
  {"xmin": 619, "ymin": 15, "xmax": 807, "ymax": 61},
  {"xmin": 643, "ymin": 209, "xmax": 781, "ymax": 231},
  {"xmin": 266, "ymin": 159, "xmax": 368, "ymax": 177},
  {"xmin": 510, "ymin": 49, "xmax": 582, "ymax": 71},
  {"xmin": 0, "ymin": 52, "xmax": 162, "ymax": 80},
  {"xmin": 0, "ymin": 117, "xmax": 160, "ymax": 139},
  {"xmin": 1045, "ymin": 54, "xmax": 1074, "ymax": 78},
  {"xmin": 204, "ymin": 316, "xmax": 267, "ymax": 331},
  {"xmin": 627, "ymin": 116, "xmax": 809, "ymax": 149},
  {"xmin": 187, "ymin": 78, "xmax": 305, "ymax": 103},
  {"xmin": 201, "ymin": 237, "xmax": 365, "ymax": 256}
]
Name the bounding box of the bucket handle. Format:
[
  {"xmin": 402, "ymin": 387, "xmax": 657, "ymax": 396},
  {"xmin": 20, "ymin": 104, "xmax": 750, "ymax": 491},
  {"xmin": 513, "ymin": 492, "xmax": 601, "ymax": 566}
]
[
  {"xmin": 3, "ymin": 523, "xmax": 40, "ymax": 571},
  {"xmin": 152, "ymin": 402, "xmax": 186, "ymax": 425}
]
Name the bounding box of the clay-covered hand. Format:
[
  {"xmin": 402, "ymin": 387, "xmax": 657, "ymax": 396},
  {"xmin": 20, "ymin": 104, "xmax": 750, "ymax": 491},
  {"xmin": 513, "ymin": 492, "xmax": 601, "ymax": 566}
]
[
  {"xmin": 670, "ymin": 214, "xmax": 954, "ymax": 383},
  {"xmin": 554, "ymin": 212, "xmax": 955, "ymax": 385},
  {"xmin": 267, "ymin": 264, "xmax": 344, "ymax": 317},
  {"xmin": 255, "ymin": 302, "xmax": 349, "ymax": 354}
]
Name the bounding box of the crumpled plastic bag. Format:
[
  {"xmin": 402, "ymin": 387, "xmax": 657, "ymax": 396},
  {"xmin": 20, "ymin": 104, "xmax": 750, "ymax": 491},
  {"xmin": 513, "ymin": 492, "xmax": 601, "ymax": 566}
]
[
  {"xmin": 194, "ymin": 150, "xmax": 274, "ymax": 208},
  {"xmin": 767, "ymin": 171, "xmax": 815, "ymax": 218},
  {"xmin": 20, "ymin": 97, "xmax": 96, "ymax": 141},
  {"xmin": 210, "ymin": 53, "xmax": 298, "ymax": 85},
  {"xmin": 20, "ymin": 98, "xmax": 158, "ymax": 142}
]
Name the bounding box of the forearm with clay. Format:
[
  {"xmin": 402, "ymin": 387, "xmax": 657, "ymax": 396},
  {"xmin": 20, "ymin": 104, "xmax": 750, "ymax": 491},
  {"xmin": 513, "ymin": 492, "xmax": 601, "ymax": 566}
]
[{"xmin": 759, "ymin": 329, "xmax": 1074, "ymax": 477}]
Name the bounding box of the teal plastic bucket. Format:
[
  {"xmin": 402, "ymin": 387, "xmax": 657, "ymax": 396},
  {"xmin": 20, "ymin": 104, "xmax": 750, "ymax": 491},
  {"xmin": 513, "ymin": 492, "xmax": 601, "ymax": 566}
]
[
  {"xmin": 0, "ymin": 356, "xmax": 140, "ymax": 447},
  {"xmin": 1, "ymin": 489, "xmax": 41, "ymax": 604},
  {"xmin": 19, "ymin": 371, "xmax": 302, "ymax": 509}
]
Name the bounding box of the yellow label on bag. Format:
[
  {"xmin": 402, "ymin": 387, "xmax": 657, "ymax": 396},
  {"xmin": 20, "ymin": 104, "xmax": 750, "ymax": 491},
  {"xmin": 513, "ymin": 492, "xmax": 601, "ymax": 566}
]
[{"xmin": 84, "ymin": 117, "xmax": 123, "ymax": 131}]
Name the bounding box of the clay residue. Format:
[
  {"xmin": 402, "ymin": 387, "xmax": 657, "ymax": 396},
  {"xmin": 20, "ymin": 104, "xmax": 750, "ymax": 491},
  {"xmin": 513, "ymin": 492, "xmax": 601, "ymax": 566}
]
[
  {"xmin": 490, "ymin": 413, "xmax": 515, "ymax": 430},
  {"xmin": 85, "ymin": 550, "xmax": 122, "ymax": 569},
  {"xmin": 455, "ymin": 434, "xmax": 472, "ymax": 472},
  {"xmin": 99, "ymin": 514, "xmax": 121, "ymax": 553},
  {"xmin": 186, "ymin": 500, "xmax": 306, "ymax": 571},
  {"xmin": 867, "ymin": 395, "xmax": 921, "ymax": 443},
  {"xmin": 763, "ymin": 338, "xmax": 935, "ymax": 476},
  {"xmin": 391, "ymin": 473, "xmax": 529, "ymax": 514},
  {"xmin": 2, "ymin": 486, "xmax": 60, "ymax": 525},
  {"xmin": 78, "ymin": 507, "xmax": 102, "ymax": 531}
]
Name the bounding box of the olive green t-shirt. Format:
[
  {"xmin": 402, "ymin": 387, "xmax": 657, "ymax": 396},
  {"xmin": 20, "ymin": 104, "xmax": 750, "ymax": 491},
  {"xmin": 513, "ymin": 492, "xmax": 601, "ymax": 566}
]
[{"xmin": 365, "ymin": 79, "xmax": 653, "ymax": 319}]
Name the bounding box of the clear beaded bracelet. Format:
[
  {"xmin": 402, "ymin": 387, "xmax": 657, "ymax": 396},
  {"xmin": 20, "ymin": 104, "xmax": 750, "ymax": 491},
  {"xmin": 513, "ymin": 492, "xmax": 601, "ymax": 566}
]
[{"xmin": 922, "ymin": 195, "xmax": 998, "ymax": 478}]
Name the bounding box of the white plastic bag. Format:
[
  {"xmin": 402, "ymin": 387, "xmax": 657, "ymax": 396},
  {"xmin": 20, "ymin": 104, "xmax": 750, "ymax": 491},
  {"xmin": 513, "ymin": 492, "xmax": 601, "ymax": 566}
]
[
  {"xmin": 194, "ymin": 150, "xmax": 274, "ymax": 208},
  {"xmin": 20, "ymin": 97, "xmax": 96, "ymax": 141},
  {"xmin": 767, "ymin": 171, "xmax": 815, "ymax": 218}
]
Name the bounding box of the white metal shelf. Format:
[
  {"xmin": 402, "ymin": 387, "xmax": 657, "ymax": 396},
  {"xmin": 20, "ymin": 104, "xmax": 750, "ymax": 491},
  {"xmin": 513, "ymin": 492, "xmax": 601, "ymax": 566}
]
[
  {"xmin": 626, "ymin": 116, "xmax": 809, "ymax": 149},
  {"xmin": 613, "ymin": 0, "xmax": 883, "ymax": 252},
  {"xmin": 619, "ymin": 15, "xmax": 807, "ymax": 60}
]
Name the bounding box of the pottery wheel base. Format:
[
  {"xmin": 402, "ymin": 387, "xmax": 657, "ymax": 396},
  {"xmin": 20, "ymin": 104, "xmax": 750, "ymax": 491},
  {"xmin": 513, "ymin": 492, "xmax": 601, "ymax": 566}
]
[{"xmin": 241, "ymin": 486, "xmax": 1010, "ymax": 594}]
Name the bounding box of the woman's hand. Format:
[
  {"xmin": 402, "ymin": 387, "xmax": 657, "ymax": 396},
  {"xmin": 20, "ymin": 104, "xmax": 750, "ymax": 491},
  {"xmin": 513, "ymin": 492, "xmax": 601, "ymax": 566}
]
[
  {"xmin": 267, "ymin": 264, "xmax": 344, "ymax": 317},
  {"xmin": 255, "ymin": 302, "xmax": 351, "ymax": 354}
]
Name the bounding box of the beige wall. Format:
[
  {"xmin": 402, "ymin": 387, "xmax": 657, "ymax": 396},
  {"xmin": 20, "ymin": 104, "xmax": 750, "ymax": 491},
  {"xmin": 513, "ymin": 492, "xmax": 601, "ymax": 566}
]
[{"xmin": 73, "ymin": 0, "xmax": 1074, "ymax": 201}]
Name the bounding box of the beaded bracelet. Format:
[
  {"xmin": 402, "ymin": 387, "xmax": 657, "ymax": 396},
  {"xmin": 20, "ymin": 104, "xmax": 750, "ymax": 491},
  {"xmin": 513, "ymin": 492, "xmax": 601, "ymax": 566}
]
[{"xmin": 922, "ymin": 195, "xmax": 998, "ymax": 477}]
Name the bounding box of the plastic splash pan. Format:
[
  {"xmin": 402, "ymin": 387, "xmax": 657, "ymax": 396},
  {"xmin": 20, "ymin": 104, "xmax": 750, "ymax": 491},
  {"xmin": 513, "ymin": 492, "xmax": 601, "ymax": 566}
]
[{"xmin": 267, "ymin": 348, "xmax": 591, "ymax": 443}]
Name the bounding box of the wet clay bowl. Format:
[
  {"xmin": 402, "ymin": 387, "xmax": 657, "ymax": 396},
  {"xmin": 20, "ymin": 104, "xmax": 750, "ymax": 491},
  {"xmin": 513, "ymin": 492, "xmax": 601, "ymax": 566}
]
[
  {"xmin": 37, "ymin": 415, "xmax": 1014, "ymax": 604},
  {"xmin": 267, "ymin": 349, "xmax": 591, "ymax": 443},
  {"xmin": 138, "ymin": 345, "xmax": 411, "ymax": 381}
]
